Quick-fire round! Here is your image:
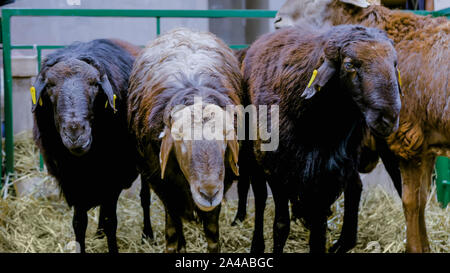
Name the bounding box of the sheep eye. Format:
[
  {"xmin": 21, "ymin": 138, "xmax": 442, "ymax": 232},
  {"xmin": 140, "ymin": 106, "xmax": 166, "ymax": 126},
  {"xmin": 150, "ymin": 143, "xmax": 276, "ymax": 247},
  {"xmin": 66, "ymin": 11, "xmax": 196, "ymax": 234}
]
[{"xmin": 344, "ymin": 62, "xmax": 354, "ymax": 70}]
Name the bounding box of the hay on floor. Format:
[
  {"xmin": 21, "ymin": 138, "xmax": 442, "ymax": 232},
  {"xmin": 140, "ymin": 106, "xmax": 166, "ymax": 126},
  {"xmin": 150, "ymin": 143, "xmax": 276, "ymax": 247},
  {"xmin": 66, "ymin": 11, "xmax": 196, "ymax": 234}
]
[{"xmin": 0, "ymin": 133, "xmax": 448, "ymax": 253}]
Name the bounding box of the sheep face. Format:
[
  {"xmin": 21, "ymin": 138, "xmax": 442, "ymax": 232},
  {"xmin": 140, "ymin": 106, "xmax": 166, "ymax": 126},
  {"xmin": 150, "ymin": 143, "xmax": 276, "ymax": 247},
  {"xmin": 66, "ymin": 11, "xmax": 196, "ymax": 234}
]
[
  {"xmin": 159, "ymin": 103, "xmax": 239, "ymax": 212},
  {"xmin": 176, "ymin": 139, "xmax": 226, "ymax": 211},
  {"xmin": 338, "ymin": 40, "xmax": 401, "ymax": 137},
  {"xmin": 302, "ymin": 27, "xmax": 401, "ymax": 137},
  {"xmin": 274, "ymin": 0, "xmax": 334, "ymax": 29},
  {"xmin": 32, "ymin": 58, "xmax": 117, "ymax": 156},
  {"xmin": 274, "ymin": 0, "xmax": 378, "ymax": 29}
]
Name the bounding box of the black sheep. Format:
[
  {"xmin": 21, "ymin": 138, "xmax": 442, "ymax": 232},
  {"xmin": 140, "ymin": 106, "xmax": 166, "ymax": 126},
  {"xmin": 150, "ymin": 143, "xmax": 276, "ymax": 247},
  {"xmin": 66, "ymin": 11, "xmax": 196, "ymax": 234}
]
[{"xmin": 32, "ymin": 39, "xmax": 140, "ymax": 253}]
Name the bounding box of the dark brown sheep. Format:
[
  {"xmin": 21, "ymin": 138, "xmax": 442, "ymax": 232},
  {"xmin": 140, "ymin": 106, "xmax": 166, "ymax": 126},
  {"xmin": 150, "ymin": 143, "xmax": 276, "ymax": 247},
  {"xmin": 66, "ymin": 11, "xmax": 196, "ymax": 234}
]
[
  {"xmin": 274, "ymin": 0, "xmax": 450, "ymax": 253},
  {"xmin": 243, "ymin": 24, "xmax": 401, "ymax": 253},
  {"xmin": 32, "ymin": 39, "xmax": 141, "ymax": 253}
]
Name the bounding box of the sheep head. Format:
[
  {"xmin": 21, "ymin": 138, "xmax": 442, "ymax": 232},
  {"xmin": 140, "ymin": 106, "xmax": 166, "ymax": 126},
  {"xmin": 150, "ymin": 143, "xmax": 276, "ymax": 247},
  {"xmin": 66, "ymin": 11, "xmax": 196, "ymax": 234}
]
[
  {"xmin": 302, "ymin": 25, "xmax": 401, "ymax": 137},
  {"xmin": 31, "ymin": 56, "xmax": 117, "ymax": 156},
  {"xmin": 274, "ymin": 0, "xmax": 380, "ymax": 29},
  {"xmin": 159, "ymin": 101, "xmax": 239, "ymax": 212}
]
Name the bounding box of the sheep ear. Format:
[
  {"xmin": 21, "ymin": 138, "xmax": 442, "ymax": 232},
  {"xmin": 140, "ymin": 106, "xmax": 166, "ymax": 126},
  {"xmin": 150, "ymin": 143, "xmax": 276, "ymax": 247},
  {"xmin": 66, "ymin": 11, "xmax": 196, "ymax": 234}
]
[
  {"xmin": 339, "ymin": 0, "xmax": 372, "ymax": 8},
  {"xmin": 301, "ymin": 59, "xmax": 336, "ymax": 100},
  {"xmin": 227, "ymin": 139, "xmax": 239, "ymax": 176},
  {"xmin": 99, "ymin": 74, "xmax": 117, "ymax": 112},
  {"xmin": 160, "ymin": 127, "xmax": 174, "ymax": 179},
  {"xmin": 31, "ymin": 75, "xmax": 46, "ymax": 112}
]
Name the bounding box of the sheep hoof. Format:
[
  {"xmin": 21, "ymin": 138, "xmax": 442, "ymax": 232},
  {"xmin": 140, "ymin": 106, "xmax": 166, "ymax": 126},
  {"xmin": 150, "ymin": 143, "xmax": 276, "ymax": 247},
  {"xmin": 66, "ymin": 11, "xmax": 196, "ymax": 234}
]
[
  {"xmin": 165, "ymin": 246, "xmax": 177, "ymax": 253},
  {"xmin": 231, "ymin": 214, "xmax": 246, "ymax": 226},
  {"xmin": 250, "ymin": 240, "xmax": 265, "ymax": 253},
  {"xmin": 178, "ymin": 245, "xmax": 186, "ymax": 253},
  {"xmin": 95, "ymin": 228, "xmax": 105, "ymax": 239},
  {"xmin": 328, "ymin": 239, "xmax": 356, "ymax": 253},
  {"xmin": 141, "ymin": 232, "xmax": 155, "ymax": 244}
]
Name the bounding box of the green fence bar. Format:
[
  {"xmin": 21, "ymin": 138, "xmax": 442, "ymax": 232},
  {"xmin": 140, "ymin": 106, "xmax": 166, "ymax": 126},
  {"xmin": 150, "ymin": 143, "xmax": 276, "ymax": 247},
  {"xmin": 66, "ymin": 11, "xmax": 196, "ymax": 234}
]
[
  {"xmin": 2, "ymin": 9, "xmax": 277, "ymax": 18},
  {"xmin": 2, "ymin": 11, "xmax": 13, "ymax": 180},
  {"xmin": 436, "ymin": 156, "xmax": 450, "ymax": 208},
  {"xmin": 156, "ymin": 17, "xmax": 161, "ymax": 36},
  {"xmin": 409, "ymin": 7, "xmax": 450, "ymax": 17}
]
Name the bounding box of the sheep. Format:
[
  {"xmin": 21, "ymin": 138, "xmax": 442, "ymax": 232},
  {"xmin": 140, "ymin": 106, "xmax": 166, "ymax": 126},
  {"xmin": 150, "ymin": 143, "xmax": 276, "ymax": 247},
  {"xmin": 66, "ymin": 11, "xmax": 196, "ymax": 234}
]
[
  {"xmin": 243, "ymin": 24, "xmax": 402, "ymax": 253},
  {"xmin": 31, "ymin": 39, "xmax": 140, "ymax": 253},
  {"xmin": 230, "ymin": 47, "xmax": 402, "ymax": 227},
  {"xmin": 274, "ymin": 0, "xmax": 450, "ymax": 253},
  {"xmin": 127, "ymin": 28, "xmax": 242, "ymax": 253},
  {"xmin": 231, "ymin": 47, "xmax": 402, "ymax": 240}
]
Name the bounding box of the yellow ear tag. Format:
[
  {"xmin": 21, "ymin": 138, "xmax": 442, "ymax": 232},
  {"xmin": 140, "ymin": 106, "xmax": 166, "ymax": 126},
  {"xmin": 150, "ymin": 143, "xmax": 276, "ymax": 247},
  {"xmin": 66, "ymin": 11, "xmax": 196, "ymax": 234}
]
[
  {"xmin": 39, "ymin": 98, "xmax": 43, "ymax": 106},
  {"xmin": 307, "ymin": 69, "xmax": 318, "ymax": 88},
  {"xmin": 397, "ymin": 68, "xmax": 402, "ymax": 88},
  {"xmin": 30, "ymin": 86, "xmax": 37, "ymax": 105},
  {"xmin": 105, "ymin": 95, "xmax": 117, "ymax": 111}
]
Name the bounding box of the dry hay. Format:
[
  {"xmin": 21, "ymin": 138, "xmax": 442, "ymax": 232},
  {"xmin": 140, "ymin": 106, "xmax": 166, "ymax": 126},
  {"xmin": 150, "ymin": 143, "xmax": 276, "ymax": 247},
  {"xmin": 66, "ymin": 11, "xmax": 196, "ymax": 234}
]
[{"xmin": 0, "ymin": 133, "xmax": 448, "ymax": 253}]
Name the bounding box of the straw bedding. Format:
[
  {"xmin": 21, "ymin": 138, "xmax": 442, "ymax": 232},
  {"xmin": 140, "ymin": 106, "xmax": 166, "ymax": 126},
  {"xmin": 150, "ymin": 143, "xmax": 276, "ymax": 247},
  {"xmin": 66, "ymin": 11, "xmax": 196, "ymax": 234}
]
[{"xmin": 0, "ymin": 132, "xmax": 448, "ymax": 253}]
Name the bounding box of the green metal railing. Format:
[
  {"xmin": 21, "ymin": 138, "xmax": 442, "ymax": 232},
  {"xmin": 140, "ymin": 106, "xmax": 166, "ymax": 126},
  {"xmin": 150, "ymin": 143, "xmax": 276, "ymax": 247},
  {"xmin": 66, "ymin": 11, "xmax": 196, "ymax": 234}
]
[
  {"xmin": 408, "ymin": 7, "xmax": 450, "ymax": 17},
  {"xmin": 0, "ymin": 8, "xmax": 449, "ymax": 195},
  {"xmin": 436, "ymin": 157, "xmax": 450, "ymax": 208}
]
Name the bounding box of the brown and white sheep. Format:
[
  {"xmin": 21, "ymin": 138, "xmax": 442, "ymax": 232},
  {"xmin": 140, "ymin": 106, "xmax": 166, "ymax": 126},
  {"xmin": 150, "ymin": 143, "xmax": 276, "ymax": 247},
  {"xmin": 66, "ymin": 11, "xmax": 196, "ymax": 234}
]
[
  {"xmin": 274, "ymin": 0, "xmax": 450, "ymax": 253},
  {"xmin": 243, "ymin": 23, "xmax": 401, "ymax": 253},
  {"xmin": 127, "ymin": 28, "xmax": 242, "ymax": 253}
]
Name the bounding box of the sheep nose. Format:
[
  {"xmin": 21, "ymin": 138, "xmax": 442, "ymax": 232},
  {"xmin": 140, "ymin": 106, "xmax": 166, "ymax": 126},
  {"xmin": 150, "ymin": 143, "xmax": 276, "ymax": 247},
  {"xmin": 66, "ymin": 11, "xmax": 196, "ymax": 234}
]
[
  {"xmin": 381, "ymin": 114, "xmax": 398, "ymax": 131},
  {"xmin": 63, "ymin": 123, "xmax": 86, "ymax": 143},
  {"xmin": 198, "ymin": 187, "xmax": 220, "ymax": 205}
]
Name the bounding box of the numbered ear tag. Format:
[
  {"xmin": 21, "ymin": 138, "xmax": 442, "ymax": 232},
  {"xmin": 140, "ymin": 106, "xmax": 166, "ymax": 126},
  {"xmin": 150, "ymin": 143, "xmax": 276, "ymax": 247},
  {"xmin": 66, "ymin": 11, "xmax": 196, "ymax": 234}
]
[
  {"xmin": 307, "ymin": 69, "xmax": 318, "ymax": 88},
  {"xmin": 30, "ymin": 86, "xmax": 37, "ymax": 105},
  {"xmin": 397, "ymin": 68, "xmax": 402, "ymax": 88}
]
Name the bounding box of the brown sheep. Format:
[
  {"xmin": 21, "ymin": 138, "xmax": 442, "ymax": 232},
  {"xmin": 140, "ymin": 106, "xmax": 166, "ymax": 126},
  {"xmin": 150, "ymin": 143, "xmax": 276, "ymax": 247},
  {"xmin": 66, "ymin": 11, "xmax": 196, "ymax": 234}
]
[
  {"xmin": 127, "ymin": 28, "xmax": 242, "ymax": 253},
  {"xmin": 274, "ymin": 0, "xmax": 449, "ymax": 253},
  {"xmin": 243, "ymin": 24, "xmax": 401, "ymax": 253}
]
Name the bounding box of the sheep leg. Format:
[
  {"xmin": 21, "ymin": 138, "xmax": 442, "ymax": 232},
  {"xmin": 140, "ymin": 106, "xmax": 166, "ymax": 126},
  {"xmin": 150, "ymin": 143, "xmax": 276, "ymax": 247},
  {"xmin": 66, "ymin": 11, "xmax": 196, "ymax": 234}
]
[
  {"xmin": 308, "ymin": 210, "xmax": 328, "ymax": 253},
  {"xmin": 72, "ymin": 206, "xmax": 88, "ymax": 253},
  {"xmin": 401, "ymin": 156, "xmax": 433, "ymax": 253},
  {"xmin": 270, "ymin": 180, "xmax": 290, "ymax": 253},
  {"xmin": 95, "ymin": 206, "xmax": 106, "ymax": 238},
  {"xmin": 232, "ymin": 173, "xmax": 250, "ymax": 225},
  {"xmin": 140, "ymin": 178, "xmax": 154, "ymax": 241},
  {"xmin": 418, "ymin": 157, "xmax": 434, "ymax": 253},
  {"xmin": 165, "ymin": 208, "xmax": 186, "ymax": 253},
  {"xmin": 329, "ymin": 174, "xmax": 362, "ymax": 253},
  {"xmin": 250, "ymin": 169, "xmax": 268, "ymax": 253},
  {"xmin": 199, "ymin": 205, "xmax": 221, "ymax": 253},
  {"xmin": 232, "ymin": 140, "xmax": 253, "ymax": 226},
  {"xmin": 290, "ymin": 197, "xmax": 302, "ymax": 220},
  {"xmin": 376, "ymin": 137, "xmax": 402, "ymax": 197},
  {"xmin": 101, "ymin": 194, "xmax": 120, "ymax": 253}
]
